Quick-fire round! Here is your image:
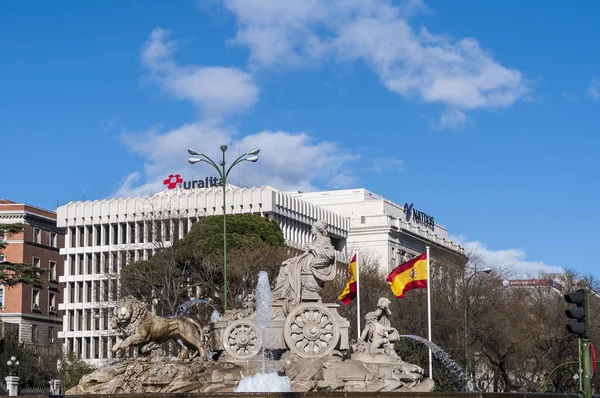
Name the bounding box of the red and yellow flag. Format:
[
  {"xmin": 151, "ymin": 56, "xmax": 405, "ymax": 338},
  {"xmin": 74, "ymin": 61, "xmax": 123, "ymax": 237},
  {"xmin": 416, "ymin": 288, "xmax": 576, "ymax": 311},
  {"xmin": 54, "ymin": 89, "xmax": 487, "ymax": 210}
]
[
  {"xmin": 338, "ymin": 253, "xmax": 357, "ymax": 305},
  {"xmin": 386, "ymin": 252, "xmax": 428, "ymax": 298}
]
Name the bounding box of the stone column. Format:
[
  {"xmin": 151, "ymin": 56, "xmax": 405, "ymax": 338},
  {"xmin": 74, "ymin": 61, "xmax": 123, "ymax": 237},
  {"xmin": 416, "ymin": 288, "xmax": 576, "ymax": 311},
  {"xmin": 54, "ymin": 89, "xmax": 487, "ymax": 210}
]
[{"xmin": 5, "ymin": 376, "xmax": 18, "ymax": 396}]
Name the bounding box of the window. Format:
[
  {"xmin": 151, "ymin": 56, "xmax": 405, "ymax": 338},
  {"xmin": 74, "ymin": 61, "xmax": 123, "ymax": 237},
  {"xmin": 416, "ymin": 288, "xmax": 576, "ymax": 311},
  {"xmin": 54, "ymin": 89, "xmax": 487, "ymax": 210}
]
[
  {"xmin": 103, "ymin": 225, "xmax": 109, "ymax": 245},
  {"xmin": 360, "ymin": 216, "xmax": 366, "ymax": 224},
  {"xmin": 50, "ymin": 232, "xmax": 57, "ymax": 248},
  {"xmin": 49, "ymin": 261, "xmax": 57, "ymax": 281},
  {"xmin": 33, "ymin": 228, "xmax": 41, "ymax": 244},
  {"xmin": 48, "ymin": 327, "xmax": 55, "ymax": 343},
  {"xmin": 0, "ymin": 254, "xmax": 5, "ymax": 263},
  {"xmin": 32, "ymin": 256, "xmax": 40, "ymax": 268},
  {"xmin": 68, "ymin": 311, "xmax": 74, "ymax": 331},
  {"xmin": 0, "ymin": 286, "xmax": 4, "ymax": 308},
  {"xmin": 31, "ymin": 325, "xmax": 38, "ymax": 343},
  {"xmin": 112, "ymin": 224, "xmax": 118, "ymax": 245},
  {"xmin": 0, "ymin": 229, "xmax": 5, "ymax": 241},
  {"xmin": 32, "ymin": 289, "xmax": 40, "ymax": 310},
  {"xmin": 120, "ymin": 223, "xmax": 127, "ymax": 244},
  {"xmin": 49, "ymin": 292, "xmax": 56, "ymax": 312}
]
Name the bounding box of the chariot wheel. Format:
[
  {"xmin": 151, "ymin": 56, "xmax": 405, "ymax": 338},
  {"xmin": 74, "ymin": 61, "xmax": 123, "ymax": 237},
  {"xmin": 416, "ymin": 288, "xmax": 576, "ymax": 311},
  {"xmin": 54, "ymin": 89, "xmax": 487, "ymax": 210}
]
[
  {"xmin": 223, "ymin": 320, "xmax": 262, "ymax": 359},
  {"xmin": 284, "ymin": 303, "xmax": 340, "ymax": 358}
]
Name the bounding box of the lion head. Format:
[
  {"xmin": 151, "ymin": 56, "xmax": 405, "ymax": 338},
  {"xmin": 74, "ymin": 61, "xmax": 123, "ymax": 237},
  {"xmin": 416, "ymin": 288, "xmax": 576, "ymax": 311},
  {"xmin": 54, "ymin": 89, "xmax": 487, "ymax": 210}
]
[{"xmin": 112, "ymin": 296, "xmax": 148, "ymax": 333}]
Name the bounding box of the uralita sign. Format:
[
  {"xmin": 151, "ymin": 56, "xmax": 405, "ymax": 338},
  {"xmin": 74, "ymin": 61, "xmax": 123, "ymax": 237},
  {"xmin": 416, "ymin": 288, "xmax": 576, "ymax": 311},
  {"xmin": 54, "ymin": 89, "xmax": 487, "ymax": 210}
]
[
  {"xmin": 403, "ymin": 203, "xmax": 435, "ymax": 231},
  {"xmin": 163, "ymin": 174, "xmax": 223, "ymax": 190}
]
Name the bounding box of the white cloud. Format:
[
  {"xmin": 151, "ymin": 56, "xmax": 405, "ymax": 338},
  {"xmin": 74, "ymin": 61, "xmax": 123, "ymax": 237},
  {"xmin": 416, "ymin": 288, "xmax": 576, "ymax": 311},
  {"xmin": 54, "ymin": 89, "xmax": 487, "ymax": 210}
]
[
  {"xmin": 220, "ymin": 0, "xmax": 529, "ymax": 125},
  {"xmin": 369, "ymin": 157, "xmax": 404, "ymax": 173},
  {"xmin": 113, "ymin": 123, "xmax": 358, "ymax": 197},
  {"xmin": 588, "ymin": 78, "xmax": 599, "ymax": 99},
  {"xmin": 450, "ymin": 235, "xmax": 564, "ymax": 278},
  {"xmin": 141, "ymin": 27, "xmax": 259, "ymax": 118},
  {"xmin": 438, "ymin": 108, "xmax": 467, "ymax": 130}
]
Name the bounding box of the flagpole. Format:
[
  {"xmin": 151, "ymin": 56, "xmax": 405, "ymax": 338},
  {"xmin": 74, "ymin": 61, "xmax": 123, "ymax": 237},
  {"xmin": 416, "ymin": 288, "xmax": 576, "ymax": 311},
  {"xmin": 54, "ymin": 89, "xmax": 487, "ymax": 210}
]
[
  {"xmin": 355, "ymin": 248, "xmax": 361, "ymax": 338},
  {"xmin": 426, "ymin": 245, "xmax": 433, "ymax": 379}
]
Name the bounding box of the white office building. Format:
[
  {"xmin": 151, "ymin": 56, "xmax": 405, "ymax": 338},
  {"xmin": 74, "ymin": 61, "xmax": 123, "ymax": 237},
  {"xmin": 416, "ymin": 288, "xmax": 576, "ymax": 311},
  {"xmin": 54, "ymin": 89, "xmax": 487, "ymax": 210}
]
[
  {"xmin": 56, "ymin": 185, "xmax": 349, "ymax": 365},
  {"xmin": 290, "ymin": 188, "xmax": 465, "ymax": 274}
]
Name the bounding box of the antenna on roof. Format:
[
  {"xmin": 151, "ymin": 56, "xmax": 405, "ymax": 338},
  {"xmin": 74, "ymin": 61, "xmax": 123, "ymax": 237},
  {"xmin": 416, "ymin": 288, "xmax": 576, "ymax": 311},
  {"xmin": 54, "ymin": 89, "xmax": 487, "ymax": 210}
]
[
  {"xmin": 56, "ymin": 200, "xmax": 59, "ymax": 210},
  {"xmin": 82, "ymin": 189, "xmax": 85, "ymax": 202}
]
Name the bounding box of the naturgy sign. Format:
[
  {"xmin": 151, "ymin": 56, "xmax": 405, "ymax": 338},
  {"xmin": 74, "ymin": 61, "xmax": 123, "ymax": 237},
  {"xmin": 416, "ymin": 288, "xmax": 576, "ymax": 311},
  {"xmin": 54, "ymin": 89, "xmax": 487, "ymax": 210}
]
[
  {"xmin": 163, "ymin": 174, "xmax": 223, "ymax": 190},
  {"xmin": 403, "ymin": 203, "xmax": 435, "ymax": 231}
]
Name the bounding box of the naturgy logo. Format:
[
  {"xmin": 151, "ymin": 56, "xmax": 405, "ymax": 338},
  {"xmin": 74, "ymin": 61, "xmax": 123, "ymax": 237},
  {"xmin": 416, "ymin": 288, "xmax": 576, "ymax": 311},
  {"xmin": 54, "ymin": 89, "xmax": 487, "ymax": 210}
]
[
  {"xmin": 163, "ymin": 174, "xmax": 222, "ymax": 190},
  {"xmin": 403, "ymin": 203, "xmax": 414, "ymax": 222},
  {"xmin": 403, "ymin": 202, "xmax": 435, "ymax": 231}
]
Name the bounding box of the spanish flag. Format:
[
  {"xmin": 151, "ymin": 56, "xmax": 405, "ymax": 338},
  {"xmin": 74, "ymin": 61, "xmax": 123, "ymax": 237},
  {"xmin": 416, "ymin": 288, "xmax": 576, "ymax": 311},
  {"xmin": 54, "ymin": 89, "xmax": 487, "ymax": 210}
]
[
  {"xmin": 338, "ymin": 253, "xmax": 358, "ymax": 305},
  {"xmin": 386, "ymin": 252, "xmax": 428, "ymax": 298}
]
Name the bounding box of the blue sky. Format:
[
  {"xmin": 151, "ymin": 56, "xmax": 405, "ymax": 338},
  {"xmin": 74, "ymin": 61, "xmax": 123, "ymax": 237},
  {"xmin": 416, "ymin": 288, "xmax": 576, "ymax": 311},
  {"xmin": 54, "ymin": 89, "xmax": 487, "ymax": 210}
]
[{"xmin": 2, "ymin": 0, "xmax": 598, "ymax": 278}]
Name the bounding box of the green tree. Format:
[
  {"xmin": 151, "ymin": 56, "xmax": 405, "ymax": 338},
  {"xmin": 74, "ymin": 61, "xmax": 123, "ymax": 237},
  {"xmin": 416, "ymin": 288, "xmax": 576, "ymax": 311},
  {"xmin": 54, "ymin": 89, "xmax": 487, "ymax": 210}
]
[
  {"xmin": 0, "ymin": 224, "xmax": 44, "ymax": 286},
  {"xmin": 58, "ymin": 353, "xmax": 96, "ymax": 392},
  {"xmin": 120, "ymin": 214, "xmax": 289, "ymax": 319},
  {"xmin": 176, "ymin": 214, "xmax": 285, "ymax": 256}
]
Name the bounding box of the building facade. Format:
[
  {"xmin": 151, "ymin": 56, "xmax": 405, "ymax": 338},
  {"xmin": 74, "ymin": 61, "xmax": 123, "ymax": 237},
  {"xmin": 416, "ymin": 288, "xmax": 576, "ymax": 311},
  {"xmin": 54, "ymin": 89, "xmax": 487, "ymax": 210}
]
[
  {"xmin": 290, "ymin": 189, "xmax": 465, "ymax": 274},
  {"xmin": 0, "ymin": 200, "xmax": 64, "ymax": 344},
  {"xmin": 56, "ymin": 185, "xmax": 350, "ymax": 365}
]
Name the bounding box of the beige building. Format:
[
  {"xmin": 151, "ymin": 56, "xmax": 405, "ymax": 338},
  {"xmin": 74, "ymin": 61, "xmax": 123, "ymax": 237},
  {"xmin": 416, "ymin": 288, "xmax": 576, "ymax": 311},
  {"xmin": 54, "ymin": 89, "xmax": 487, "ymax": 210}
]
[{"xmin": 290, "ymin": 188, "xmax": 465, "ymax": 273}]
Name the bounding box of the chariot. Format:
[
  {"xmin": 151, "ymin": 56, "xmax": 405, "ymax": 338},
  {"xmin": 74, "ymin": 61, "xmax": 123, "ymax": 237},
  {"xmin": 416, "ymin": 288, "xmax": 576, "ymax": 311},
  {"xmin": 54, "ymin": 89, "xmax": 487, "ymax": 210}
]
[{"xmin": 209, "ymin": 271, "xmax": 350, "ymax": 360}]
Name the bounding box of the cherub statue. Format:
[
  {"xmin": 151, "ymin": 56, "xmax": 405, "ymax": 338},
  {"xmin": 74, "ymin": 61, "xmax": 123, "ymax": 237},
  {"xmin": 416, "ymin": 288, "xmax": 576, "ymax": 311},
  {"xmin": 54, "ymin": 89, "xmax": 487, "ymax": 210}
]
[
  {"xmin": 355, "ymin": 311, "xmax": 398, "ymax": 358},
  {"xmin": 374, "ymin": 297, "xmax": 399, "ymax": 341}
]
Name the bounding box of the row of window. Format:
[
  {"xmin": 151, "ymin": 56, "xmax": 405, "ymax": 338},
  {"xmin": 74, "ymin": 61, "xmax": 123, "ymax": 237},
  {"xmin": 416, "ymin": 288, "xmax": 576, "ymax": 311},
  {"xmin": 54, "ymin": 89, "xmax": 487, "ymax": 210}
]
[
  {"xmin": 67, "ymin": 336, "xmax": 118, "ymax": 360},
  {"xmin": 66, "ymin": 309, "xmax": 110, "ymax": 332},
  {"xmin": 66, "ymin": 249, "xmax": 155, "ymax": 276},
  {"xmin": 0, "ymin": 287, "xmax": 57, "ymax": 313},
  {"xmin": 68, "ymin": 219, "xmax": 196, "ymax": 248},
  {"xmin": 31, "ymin": 325, "xmax": 55, "ymax": 343},
  {"xmin": 32, "ymin": 257, "xmax": 58, "ymax": 281},
  {"xmin": 31, "ymin": 289, "xmax": 58, "ymax": 312},
  {"xmin": 66, "ymin": 280, "xmax": 117, "ymax": 304},
  {"xmin": 32, "ymin": 227, "xmax": 58, "ymax": 248}
]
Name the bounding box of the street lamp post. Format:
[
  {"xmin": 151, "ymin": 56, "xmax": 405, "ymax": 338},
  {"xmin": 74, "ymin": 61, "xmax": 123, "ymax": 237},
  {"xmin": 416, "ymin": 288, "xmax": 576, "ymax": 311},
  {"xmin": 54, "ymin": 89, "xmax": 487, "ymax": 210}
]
[
  {"xmin": 6, "ymin": 356, "xmax": 18, "ymax": 376},
  {"xmin": 188, "ymin": 145, "xmax": 259, "ymax": 312},
  {"xmin": 463, "ymin": 267, "xmax": 492, "ymax": 391},
  {"xmin": 5, "ymin": 356, "xmax": 19, "ymax": 396}
]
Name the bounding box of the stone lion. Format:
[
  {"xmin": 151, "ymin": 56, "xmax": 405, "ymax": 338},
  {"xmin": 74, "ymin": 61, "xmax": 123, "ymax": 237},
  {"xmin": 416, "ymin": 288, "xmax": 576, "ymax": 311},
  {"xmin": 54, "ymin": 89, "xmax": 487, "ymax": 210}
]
[{"xmin": 111, "ymin": 296, "xmax": 209, "ymax": 361}]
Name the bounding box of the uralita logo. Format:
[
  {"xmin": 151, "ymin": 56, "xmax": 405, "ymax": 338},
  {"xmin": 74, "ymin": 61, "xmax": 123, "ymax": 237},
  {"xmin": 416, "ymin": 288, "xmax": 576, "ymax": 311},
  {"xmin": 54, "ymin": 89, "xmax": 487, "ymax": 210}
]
[
  {"xmin": 163, "ymin": 174, "xmax": 183, "ymax": 189},
  {"xmin": 163, "ymin": 174, "xmax": 222, "ymax": 190}
]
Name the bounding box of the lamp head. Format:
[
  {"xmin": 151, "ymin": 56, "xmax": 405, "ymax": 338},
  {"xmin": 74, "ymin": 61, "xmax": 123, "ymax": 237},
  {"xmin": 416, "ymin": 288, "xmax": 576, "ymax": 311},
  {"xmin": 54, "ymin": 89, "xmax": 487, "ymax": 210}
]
[
  {"xmin": 220, "ymin": 145, "xmax": 228, "ymax": 152},
  {"xmin": 10, "ymin": 357, "xmax": 15, "ymax": 362},
  {"xmin": 247, "ymin": 148, "xmax": 260, "ymax": 155},
  {"xmin": 246, "ymin": 156, "xmax": 259, "ymax": 162},
  {"xmin": 6, "ymin": 361, "xmax": 11, "ymax": 366},
  {"xmin": 188, "ymin": 158, "xmax": 202, "ymax": 164},
  {"xmin": 482, "ymin": 268, "xmax": 493, "ymax": 274},
  {"xmin": 188, "ymin": 148, "xmax": 201, "ymax": 156}
]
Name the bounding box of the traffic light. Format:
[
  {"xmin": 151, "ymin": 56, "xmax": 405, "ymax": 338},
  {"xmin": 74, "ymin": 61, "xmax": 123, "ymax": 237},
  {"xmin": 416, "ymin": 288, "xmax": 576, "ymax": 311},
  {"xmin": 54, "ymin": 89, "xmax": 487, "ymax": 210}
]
[{"xmin": 564, "ymin": 288, "xmax": 588, "ymax": 338}]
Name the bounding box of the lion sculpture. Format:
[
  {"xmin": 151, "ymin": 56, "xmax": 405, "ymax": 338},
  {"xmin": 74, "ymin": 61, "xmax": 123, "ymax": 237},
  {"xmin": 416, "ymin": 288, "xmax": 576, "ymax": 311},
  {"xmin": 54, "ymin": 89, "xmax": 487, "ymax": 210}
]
[{"xmin": 111, "ymin": 296, "xmax": 209, "ymax": 361}]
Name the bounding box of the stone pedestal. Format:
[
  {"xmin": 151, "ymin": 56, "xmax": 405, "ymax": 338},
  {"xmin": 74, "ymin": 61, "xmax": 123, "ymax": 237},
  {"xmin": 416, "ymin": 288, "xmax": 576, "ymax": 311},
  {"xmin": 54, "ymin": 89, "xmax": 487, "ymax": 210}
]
[{"xmin": 5, "ymin": 376, "xmax": 19, "ymax": 396}]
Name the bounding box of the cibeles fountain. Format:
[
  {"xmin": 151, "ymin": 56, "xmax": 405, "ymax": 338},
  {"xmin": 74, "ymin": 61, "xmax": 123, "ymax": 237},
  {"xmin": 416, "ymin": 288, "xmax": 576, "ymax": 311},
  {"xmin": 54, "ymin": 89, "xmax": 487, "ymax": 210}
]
[{"xmin": 68, "ymin": 220, "xmax": 435, "ymax": 394}]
